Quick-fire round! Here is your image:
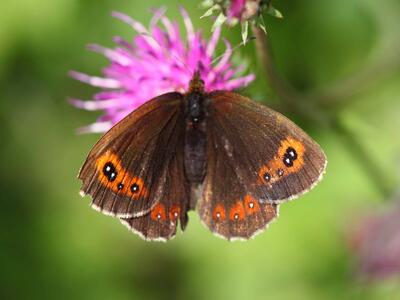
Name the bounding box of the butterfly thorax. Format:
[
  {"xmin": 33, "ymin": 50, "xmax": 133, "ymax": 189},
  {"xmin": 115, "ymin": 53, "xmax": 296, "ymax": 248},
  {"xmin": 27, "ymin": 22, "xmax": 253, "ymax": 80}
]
[
  {"xmin": 183, "ymin": 75, "xmax": 208, "ymax": 184},
  {"xmin": 185, "ymin": 71, "xmax": 207, "ymax": 123}
]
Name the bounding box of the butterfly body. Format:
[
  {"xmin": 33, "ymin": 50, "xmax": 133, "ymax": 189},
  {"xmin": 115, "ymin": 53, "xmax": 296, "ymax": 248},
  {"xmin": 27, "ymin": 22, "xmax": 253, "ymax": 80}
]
[
  {"xmin": 79, "ymin": 72, "xmax": 327, "ymax": 241},
  {"xmin": 183, "ymin": 87, "xmax": 208, "ymax": 184}
]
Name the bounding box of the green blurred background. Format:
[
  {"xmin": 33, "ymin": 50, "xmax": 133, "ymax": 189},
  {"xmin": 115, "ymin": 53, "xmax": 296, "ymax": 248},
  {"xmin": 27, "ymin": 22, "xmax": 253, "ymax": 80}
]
[{"xmin": 1, "ymin": 0, "xmax": 400, "ymax": 299}]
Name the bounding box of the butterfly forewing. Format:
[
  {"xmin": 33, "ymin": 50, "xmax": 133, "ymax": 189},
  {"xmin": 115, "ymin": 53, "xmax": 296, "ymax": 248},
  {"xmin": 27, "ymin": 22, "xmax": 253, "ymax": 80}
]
[
  {"xmin": 207, "ymin": 91, "xmax": 327, "ymax": 203},
  {"xmin": 79, "ymin": 92, "xmax": 185, "ymax": 218}
]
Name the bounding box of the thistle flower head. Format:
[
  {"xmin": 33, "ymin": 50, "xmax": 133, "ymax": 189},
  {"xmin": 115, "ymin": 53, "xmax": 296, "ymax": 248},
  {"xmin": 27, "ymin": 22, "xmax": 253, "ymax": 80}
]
[
  {"xmin": 228, "ymin": 0, "xmax": 259, "ymax": 20},
  {"xmin": 70, "ymin": 8, "xmax": 255, "ymax": 133}
]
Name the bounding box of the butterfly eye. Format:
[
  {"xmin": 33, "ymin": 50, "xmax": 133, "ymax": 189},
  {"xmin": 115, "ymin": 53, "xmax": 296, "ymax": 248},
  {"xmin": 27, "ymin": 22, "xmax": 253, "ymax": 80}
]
[{"xmin": 103, "ymin": 162, "xmax": 117, "ymax": 182}]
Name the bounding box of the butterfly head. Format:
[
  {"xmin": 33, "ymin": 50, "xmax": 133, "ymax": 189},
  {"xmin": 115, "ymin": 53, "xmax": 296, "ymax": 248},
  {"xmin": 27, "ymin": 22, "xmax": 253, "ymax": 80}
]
[{"xmin": 188, "ymin": 70, "xmax": 205, "ymax": 94}]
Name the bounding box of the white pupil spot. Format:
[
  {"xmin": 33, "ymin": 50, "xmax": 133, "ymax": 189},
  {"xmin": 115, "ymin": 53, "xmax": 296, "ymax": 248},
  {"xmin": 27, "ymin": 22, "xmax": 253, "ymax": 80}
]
[
  {"xmin": 285, "ymin": 158, "xmax": 291, "ymax": 164},
  {"xmin": 289, "ymin": 150, "xmax": 295, "ymax": 157},
  {"xmin": 174, "ymin": 212, "xmax": 179, "ymax": 218},
  {"xmin": 106, "ymin": 166, "xmax": 111, "ymax": 172},
  {"xmin": 157, "ymin": 213, "xmax": 161, "ymax": 219},
  {"xmin": 234, "ymin": 213, "xmax": 239, "ymax": 220},
  {"xmin": 249, "ymin": 202, "xmax": 254, "ymax": 208},
  {"xmin": 216, "ymin": 212, "xmax": 221, "ymax": 219}
]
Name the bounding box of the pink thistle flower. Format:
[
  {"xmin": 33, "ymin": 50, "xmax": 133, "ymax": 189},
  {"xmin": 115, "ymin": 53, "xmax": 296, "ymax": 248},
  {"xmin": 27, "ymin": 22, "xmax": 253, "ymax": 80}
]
[{"xmin": 70, "ymin": 8, "xmax": 255, "ymax": 133}]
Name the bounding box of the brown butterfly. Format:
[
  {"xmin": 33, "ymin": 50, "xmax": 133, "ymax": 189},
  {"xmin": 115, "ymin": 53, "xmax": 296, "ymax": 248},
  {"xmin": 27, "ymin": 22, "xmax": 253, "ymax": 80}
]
[{"xmin": 79, "ymin": 71, "xmax": 327, "ymax": 241}]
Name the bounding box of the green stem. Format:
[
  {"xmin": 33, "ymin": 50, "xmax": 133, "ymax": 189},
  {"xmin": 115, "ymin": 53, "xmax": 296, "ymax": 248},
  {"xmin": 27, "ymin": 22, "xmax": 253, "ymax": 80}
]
[{"xmin": 331, "ymin": 119, "xmax": 392, "ymax": 197}]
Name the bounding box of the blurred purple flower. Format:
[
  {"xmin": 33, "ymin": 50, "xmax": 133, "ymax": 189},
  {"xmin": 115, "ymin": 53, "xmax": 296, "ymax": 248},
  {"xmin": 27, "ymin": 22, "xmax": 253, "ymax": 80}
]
[
  {"xmin": 227, "ymin": 0, "xmax": 264, "ymax": 21},
  {"xmin": 70, "ymin": 8, "xmax": 255, "ymax": 133},
  {"xmin": 228, "ymin": 0, "xmax": 246, "ymax": 19},
  {"xmin": 349, "ymin": 200, "xmax": 400, "ymax": 280}
]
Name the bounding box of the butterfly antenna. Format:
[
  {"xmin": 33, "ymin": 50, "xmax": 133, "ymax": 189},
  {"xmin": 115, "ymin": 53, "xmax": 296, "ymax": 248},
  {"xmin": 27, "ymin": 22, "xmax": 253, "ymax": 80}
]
[{"xmin": 211, "ymin": 36, "xmax": 256, "ymax": 65}]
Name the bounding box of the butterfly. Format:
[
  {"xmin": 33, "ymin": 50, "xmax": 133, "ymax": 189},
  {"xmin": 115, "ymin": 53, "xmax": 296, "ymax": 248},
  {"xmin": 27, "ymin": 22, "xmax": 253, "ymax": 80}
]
[{"xmin": 78, "ymin": 71, "xmax": 327, "ymax": 241}]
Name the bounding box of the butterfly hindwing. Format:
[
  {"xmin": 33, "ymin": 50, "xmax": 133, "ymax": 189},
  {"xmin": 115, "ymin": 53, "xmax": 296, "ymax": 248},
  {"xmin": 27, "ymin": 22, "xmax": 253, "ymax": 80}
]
[
  {"xmin": 199, "ymin": 128, "xmax": 279, "ymax": 240},
  {"xmin": 207, "ymin": 91, "xmax": 327, "ymax": 204},
  {"xmin": 120, "ymin": 147, "xmax": 191, "ymax": 241},
  {"xmin": 79, "ymin": 92, "xmax": 185, "ymax": 218}
]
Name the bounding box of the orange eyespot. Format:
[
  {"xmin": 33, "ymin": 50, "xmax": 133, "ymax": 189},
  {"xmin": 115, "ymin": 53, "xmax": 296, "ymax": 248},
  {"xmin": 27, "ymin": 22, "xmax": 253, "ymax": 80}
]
[
  {"xmin": 258, "ymin": 137, "xmax": 306, "ymax": 185},
  {"xmin": 229, "ymin": 201, "xmax": 245, "ymax": 221},
  {"xmin": 277, "ymin": 137, "xmax": 305, "ymax": 172},
  {"xmin": 213, "ymin": 204, "xmax": 226, "ymax": 221},
  {"xmin": 169, "ymin": 204, "xmax": 181, "ymax": 221},
  {"xmin": 95, "ymin": 151, "xmax": 149, "ymax": 198},
  {"xmin": 150, "ymin": 203, "xmax": 167, "ymax": 221},
  {"xmin": 258, "ymin": 165, "xmax": 273, "ymax": 184},
  {"xmin": 244, "ymin": 195, "xmax": 260, "ymax": 215}
]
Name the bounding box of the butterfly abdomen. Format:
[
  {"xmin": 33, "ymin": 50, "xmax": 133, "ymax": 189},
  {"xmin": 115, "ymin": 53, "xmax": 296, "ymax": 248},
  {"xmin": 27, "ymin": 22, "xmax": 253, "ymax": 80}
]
[
  {"xmin": 184, "ymin": 126, "xmax": 207, "ymax": 183},
  {"xmin": 183, "ymin": 91, "xmax": 208, "ymax": 183}
]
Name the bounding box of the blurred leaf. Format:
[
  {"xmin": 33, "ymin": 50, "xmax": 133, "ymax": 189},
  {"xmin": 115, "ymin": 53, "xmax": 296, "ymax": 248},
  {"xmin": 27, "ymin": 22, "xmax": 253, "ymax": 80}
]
[
  {"xmin": 267, "ymin": 5, "xmax": 283, "ymax": 18},
  {"xmin": 211, "ymin": 12, "xmax": 227, "ymax": 32},
  {"xmin": 256, "ymin": 15, "xmax": 267, "ymax": 34},
  {"xmin": 241, "ymin": 21, "xmax": 249, "ymax": 44},
  {"xmin": 200, "ymin": 4, "xmax": 219, "ymax": 19},
  {"xmin": 200, "ymin": 0, "xmax": 215, "ymax": 9}
]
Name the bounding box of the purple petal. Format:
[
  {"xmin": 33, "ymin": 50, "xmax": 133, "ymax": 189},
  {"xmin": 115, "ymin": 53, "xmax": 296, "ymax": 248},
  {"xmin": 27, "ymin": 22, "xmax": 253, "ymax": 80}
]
[
  {"xmin": 69, "ymin": 71, "xmax": 121, "ymax": 88},
  {"xmin": 77, "ymin": 121, "xmax": 113, "ymax": 134},
  {"xmin": 206, "ymin": 26, "xmax": 221, "ymax": 57},
  {"xmin": 179, "ymin": 7, "xmax": 195, "ymax": 43},
  {"xmin": 87, "ymin": 44, "xmax": 132, "ymax": 66}
]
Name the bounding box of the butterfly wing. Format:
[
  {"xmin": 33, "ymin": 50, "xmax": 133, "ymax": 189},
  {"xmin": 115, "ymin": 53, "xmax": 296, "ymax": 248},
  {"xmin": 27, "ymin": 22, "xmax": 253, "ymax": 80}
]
[
  {"xmin": 120, "ymin": 149, "xmax": 191, "ymax": 241},
  {"xmin": 207, "ymin": 91, "xmax": 327, "ymax": 203},
  {"xmin": 198, "ymin": 91, "xmax": 326, "ymax": 240},
  {"xmin": 79, "ymin": 92, "xmax": 186, "ymax": 218},
  {"xmin": 199, "ymin": 128, "xmax": 279, "ymax": 240}
]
